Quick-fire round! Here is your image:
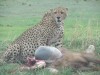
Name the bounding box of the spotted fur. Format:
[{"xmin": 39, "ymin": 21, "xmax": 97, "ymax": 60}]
[{"xmin": 2, "ymin": 7, "xmax": 68, "ymax": 63}]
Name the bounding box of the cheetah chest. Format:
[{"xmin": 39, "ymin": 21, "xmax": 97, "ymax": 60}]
[{"xmin": 48, "ymin": 25, "xmax": 64, "ymax": 45}]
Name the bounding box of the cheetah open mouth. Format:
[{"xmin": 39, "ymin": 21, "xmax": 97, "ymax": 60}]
[{"xmin": 57, "ymin": 20, "xmax": 61, "ymax": 22}]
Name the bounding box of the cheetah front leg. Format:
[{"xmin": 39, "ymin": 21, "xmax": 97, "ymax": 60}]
[
  {"xmin": 54, "ymin": 38, "xmax": 63, "ymax": 49},
  {"xmin": 2, "ymin": 44, "xmax": 21, "ymax": 63}
]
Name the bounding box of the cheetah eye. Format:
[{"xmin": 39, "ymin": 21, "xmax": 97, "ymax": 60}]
[
  {"xmin": 61, "ymin": 12, "xmax": 64, "ymax": 14},
  {"xmin": 54, "ymin": 12, "xmax": 57, "ymax": 14}
]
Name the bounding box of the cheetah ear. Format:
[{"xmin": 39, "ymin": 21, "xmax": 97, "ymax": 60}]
[{"xmin": 66, "ymin": 8, "xmax": 68, "ymax": 11}]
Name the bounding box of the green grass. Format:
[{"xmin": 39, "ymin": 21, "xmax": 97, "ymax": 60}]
[{"xmin": 0, "ymin": 0, "xmax": 100, "ymax": 75}]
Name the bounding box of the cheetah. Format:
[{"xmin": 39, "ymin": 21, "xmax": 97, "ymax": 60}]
[{"xmin": 2, "ymin": 7, "xmax": 68, "ymax": 63}]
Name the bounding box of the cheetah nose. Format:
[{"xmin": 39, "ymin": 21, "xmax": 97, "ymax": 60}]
[{"xmin": 57, "ymin": 17, "xmax": 60, "ymax": 19}]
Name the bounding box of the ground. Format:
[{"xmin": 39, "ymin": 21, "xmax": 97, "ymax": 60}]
[{"xmin": 0, "ymin": 0, "xmax": 100, "ymax": 75}]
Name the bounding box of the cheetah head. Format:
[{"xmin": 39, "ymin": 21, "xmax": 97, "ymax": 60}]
[{"xmin": 51, "ymin": 7, "xmax": 68, "ymax": 24}]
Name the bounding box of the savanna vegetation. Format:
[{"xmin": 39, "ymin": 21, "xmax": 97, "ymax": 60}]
[{"xmin": 0, "ymin": 0, "xmax": 100, "ymax": 75}]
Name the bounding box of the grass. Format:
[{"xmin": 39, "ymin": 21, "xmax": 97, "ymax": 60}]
[{"xmin": 0, "ymin": 0, "xmax": 100, "ymax": 75}]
